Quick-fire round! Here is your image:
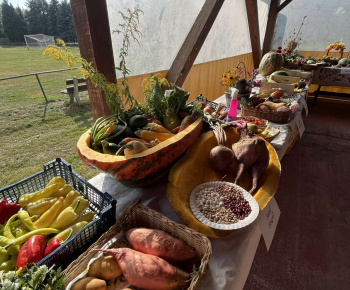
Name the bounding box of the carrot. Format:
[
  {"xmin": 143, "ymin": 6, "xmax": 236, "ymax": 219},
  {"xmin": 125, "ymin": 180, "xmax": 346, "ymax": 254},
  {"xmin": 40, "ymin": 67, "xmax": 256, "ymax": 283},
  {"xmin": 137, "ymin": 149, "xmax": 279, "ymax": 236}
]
[
  {"xmin": 143, "ymin": 123, "xmax": 172, "ymax": 133},
  {"xmin": 126, "ymin": 228, "xmax": 197, "ymax": 263},
  {"xmin": 178, "ymin": 115, "xmax": 195, "ymax": 132},
  {"xmin": 95, "ymin": 248, "xmax": 189, "ymax": 290}
]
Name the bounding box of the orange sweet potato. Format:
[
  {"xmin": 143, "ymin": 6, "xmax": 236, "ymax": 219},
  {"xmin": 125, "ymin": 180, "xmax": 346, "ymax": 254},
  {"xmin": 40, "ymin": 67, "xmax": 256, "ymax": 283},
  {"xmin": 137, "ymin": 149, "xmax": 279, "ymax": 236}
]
[
  {"xmin": 96, "ymin": 248, "xmax": 189, "ymax": 290},
  {"xmin": 126, "ymin": 228, "xmax": 197, "ymax": 263}
]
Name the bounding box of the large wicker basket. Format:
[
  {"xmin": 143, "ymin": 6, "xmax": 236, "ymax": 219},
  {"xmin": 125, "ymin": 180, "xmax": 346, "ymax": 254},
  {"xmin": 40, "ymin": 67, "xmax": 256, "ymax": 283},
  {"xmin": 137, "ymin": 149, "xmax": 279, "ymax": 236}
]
[
  {"xmin": 63, "ymin": 204, "xmax": 212, "ymax": 290},
  {"xmin": 240, "ymin": 105, "xmax": 294, "ymax": 123}
]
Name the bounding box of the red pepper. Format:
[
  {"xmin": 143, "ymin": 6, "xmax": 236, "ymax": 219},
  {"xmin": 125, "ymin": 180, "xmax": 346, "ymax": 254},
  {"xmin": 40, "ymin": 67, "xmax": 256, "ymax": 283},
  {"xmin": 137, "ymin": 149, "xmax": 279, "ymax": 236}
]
[
  {"xmin": 0, "ymin": 202, "xmax": 21, "ymax": 224},
  {"xmin": 44, "ymin": 238, "xmax": 63, "ymax": 257},
  {"xmin": 0, "ymin": 198, "xmax": 6, "ymax": 215},
  {"xmin": 16, "ymin": 235, "xmax": 46, "ymax": 269}
]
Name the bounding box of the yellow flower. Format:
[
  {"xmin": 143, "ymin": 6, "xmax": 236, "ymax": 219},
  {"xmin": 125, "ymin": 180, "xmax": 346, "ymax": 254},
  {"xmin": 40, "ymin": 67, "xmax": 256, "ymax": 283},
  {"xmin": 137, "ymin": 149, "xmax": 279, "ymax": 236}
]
[{"xmin": 78, "ymin": 68, "xmax": 89, "ymax": 79}]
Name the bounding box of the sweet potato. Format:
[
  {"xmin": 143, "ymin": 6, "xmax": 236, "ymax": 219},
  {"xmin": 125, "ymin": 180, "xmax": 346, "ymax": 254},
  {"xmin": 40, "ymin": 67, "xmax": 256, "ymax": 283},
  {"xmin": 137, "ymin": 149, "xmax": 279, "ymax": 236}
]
[
  {"xmin": 126, "ymin": 228, "xmax": 197, "ymax": 263},
  {"xmin": 87, "ymin": 255, "xmax": 122, "ymax": 280},
  {"xmin": 96, "ymin": 248, "xmax": 189, "ymax": 290}
]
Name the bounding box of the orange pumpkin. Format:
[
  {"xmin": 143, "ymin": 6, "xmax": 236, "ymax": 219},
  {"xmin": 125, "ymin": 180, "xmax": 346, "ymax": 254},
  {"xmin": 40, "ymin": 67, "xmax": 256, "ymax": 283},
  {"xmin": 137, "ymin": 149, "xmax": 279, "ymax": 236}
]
[
  {"xmin": 77, "ymin": 118, "xmax": 203, "ymax": 187},
  {"xmin": 167, "ymin": 128, "xmax": 281, "ymax": 238}
]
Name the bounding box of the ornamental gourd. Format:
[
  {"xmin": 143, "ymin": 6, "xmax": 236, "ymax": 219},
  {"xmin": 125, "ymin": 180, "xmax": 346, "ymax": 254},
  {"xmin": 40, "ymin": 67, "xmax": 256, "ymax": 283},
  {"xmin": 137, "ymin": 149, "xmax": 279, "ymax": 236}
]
[
  {"xmin": 259, "ymin": 52, "xmax": 284, "ymax": 76},
  {"xmin": 77, "ymin": 118, "xmax": 203, "ymax": 187},
  {"xmin": 338, "ymin": 58, "xmax": 350, "ymax": 67}
]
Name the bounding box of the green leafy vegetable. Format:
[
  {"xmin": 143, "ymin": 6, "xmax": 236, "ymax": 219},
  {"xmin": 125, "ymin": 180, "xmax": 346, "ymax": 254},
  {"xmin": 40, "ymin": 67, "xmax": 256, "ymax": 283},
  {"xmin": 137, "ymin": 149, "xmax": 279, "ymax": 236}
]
[{"xmin": 0, "ymin": 264, "xmax": 65, "ymax": 290}]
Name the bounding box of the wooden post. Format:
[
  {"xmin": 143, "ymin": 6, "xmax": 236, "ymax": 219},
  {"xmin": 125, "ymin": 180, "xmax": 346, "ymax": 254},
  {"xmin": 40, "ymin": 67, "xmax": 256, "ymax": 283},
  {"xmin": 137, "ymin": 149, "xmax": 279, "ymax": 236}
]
[
  {"xmin": 73, "ymin": 77, "xmax": 81, "ymax": 105},
  {"xmin": 245, "ymin": 0, "xmax": 261, "ymax": 69},
  {"xmin": 262, "ymin": 0, "xmax": 280, "ymax": 56},
  {"xmin": 166, "ymin": 0, "xmax": 225, "ymax": 87},
  {"xmin": 70, "ymin": 0, "xmax": 115, "ymax": 120},
  {"xmin": 277, "ymin": 0, "xmax": 293, "ymax": 13}
]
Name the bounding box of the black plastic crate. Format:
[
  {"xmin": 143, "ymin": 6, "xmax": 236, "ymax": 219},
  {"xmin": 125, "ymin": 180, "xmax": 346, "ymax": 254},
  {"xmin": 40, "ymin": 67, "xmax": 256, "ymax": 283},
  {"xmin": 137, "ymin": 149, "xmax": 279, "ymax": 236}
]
[
  {"xmin": 187, "ymin": 94, "xmax": 220, "ymax": 110},
  {"xmin": 0, "ymin": 157, "xmax": 117, "ymax": 269}
]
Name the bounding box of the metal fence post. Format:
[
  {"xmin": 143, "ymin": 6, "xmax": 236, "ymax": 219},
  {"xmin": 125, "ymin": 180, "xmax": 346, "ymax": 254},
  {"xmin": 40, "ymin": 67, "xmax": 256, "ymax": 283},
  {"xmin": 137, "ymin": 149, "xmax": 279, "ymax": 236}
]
[{"xmin": 35, "ymin": 74, "xmax": 48, "ymax": 103}]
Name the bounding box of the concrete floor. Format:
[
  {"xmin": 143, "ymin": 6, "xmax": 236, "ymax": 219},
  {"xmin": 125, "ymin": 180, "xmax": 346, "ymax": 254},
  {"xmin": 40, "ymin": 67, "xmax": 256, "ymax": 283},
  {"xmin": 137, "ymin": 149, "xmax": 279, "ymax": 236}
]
[{"xmin": 244, "ymin": 97, "xmax": 350, "ymax": 290}]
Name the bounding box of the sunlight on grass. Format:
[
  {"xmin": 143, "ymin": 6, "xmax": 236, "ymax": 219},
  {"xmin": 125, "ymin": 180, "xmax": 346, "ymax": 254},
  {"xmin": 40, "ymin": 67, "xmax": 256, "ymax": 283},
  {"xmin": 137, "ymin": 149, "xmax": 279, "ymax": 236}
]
[{"xmin": 0, "ymin": 47, "xmax": 99, "ymax": 188}]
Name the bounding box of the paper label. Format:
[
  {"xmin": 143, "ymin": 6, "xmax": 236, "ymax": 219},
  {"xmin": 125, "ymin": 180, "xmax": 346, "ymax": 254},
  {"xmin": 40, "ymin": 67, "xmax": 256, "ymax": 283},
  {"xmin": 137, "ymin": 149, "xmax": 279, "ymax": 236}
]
[
  {"xmin": 296, "ymin": 114, "xmax": 305, "ymax": 138},
  {"xmin": 258, "ymin": 197, "xmax": 281, "ymax": 251},
  {"xmin": 299, "ymin": 97, "xmax": 308, "ymax": 116}
]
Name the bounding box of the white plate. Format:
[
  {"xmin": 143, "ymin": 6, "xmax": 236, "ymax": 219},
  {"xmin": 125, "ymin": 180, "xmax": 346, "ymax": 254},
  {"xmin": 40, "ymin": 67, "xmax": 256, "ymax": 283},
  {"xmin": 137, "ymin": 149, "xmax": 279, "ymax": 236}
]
[{"xmin": 190, "ymin": 181, "xmax": 259, "ymax": 230}]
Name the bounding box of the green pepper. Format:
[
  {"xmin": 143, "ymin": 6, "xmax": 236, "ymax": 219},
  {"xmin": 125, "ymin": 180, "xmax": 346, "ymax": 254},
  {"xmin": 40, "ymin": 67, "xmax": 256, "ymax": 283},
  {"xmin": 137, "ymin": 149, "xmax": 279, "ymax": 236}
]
[
  {"xmin": 0, "ymin": 235, "xmax": 12, "ymax": 247},
  {"xmin": 0, "ymin": 244, "xmax": 12, "ymax": 264},
  {"xmin": 15, "ymin": 229, "xmax": 28, "ymax": 238},
  {"xmin": 12, "ymin": 228, "xmax": 59, "ymax": 246},
  {"xmin": 0, "ymin": 255, "xmax": 17, "ymax": 271},
  {"xmin": 18, "ymin": 210, "xmax": 36, "ymax": 231},
  {"xmin": 4, "ymin": 214, "xmax": 18, "ymax": 239}
]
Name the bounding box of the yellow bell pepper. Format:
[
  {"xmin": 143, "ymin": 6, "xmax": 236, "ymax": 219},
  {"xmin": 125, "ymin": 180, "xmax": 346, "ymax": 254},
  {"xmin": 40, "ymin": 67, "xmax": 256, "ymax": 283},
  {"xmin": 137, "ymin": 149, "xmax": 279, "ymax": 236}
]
[
  {"xmin": 26, "ymin": 197, "xmax": 59, "ymax": 216},
  {"xmin": 72, "ymin": 211, "xmax": 96, "ymax": 225},
  {"xmin": 18, "ymin": 183, "xmax": 62, "ymax": 208},
  {"xmin": 70, "ymin": 196, "xmax": 89, "ymax": 215},
  {"xmin": 47, "ymin": 176, "xmax": 66, "ymax": 187},
  {"xmin": 52, "ymin": 184, "xmax": 73, "ymax": 197},
  {"xmin": 34, "ymin": 197, "xmax": 64, "ymax": 229},
  {"xmin": 50, "ymin": 200, "xmax": 81, "ymax": 230},
  {"xmin": 62, "ymin": 190, "xmax": 80, "ymax": 210}
]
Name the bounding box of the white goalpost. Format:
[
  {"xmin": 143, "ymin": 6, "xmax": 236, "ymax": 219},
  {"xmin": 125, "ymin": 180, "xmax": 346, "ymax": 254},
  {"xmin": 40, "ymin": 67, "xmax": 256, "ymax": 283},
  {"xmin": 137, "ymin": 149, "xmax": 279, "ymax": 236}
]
[{"xmin": 24, "ymin": 34, "xmax": 56, "ymax": 49}]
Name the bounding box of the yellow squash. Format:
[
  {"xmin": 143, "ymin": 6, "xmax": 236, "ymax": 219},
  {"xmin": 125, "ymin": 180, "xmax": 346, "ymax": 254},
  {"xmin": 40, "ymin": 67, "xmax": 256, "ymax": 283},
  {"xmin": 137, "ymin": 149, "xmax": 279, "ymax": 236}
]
[{"xmin": 167, "ymin": 128, "xmax": 281, "ymax": 238}]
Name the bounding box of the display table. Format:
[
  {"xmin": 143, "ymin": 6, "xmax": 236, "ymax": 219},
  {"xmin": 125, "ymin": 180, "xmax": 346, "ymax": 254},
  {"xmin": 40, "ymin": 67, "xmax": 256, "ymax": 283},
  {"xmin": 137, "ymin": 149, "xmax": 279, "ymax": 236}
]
[
  {"xmin": 86, "ymin": 94, "xmax": 308, "ymax": 290},
  {"xmin": 311, "ymin": 66, "xmax": 350, "ymax": 103}
]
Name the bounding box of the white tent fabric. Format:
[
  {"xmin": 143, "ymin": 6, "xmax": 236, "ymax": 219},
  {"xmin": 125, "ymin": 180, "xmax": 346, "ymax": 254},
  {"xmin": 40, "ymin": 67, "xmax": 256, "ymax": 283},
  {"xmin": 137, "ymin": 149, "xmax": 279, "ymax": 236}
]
[
  {"xmin": 272, "ymin": 0, "xmax": 350, "ymax": 52},
  {"xmin": 107, "ymin": 0, "xmax": 270, "ymax": 77}
]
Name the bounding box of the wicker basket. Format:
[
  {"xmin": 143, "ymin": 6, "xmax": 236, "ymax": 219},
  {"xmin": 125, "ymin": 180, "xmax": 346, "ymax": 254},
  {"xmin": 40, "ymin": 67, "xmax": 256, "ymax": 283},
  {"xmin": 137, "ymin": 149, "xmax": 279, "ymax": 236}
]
[
  {"xmin": 240, "ymin": 105, "xmax": 294, "ymax": 124},
  {"xmin": 63, "ymin": 204, "xmax": 212, "ymax": 290}
]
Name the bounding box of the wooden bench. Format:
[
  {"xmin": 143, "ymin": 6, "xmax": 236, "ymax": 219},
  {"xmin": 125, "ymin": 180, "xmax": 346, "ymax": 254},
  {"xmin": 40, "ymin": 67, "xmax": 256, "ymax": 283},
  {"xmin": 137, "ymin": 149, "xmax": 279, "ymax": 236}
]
[{"xmin": 60, "ymin": 77, "xmax": 88, "ymax": 105}]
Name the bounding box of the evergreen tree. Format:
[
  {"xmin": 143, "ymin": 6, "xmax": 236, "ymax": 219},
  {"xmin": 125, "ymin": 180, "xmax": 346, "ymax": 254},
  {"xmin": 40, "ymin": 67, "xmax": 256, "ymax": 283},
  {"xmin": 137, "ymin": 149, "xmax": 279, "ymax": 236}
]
[
  {"xmin": 0, "ymin": 6, "xmax": 4, "ymax": 38},
  {"xmin": 26, "ymin": 0, "xmax": 49, "ymax": 34},
  {"xmin": 57, "ymin": 0, "xmax": 76, "ymax": 42},
  {"xmin": 47, "ymin": 0, "xmax": 59, "ymax": 36},
  {"xmin": 2, "ymin": 0, "xmax": 27, "ymax": 42},
  {"xmin": 15, "ymin": 6, "xmax": 28, "ymax": 36}
]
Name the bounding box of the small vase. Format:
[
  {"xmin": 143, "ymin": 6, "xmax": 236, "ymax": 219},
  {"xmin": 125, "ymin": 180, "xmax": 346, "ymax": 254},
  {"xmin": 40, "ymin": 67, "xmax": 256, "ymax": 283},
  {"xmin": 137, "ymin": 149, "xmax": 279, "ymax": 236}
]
[{"xmin": 225, "ymin": 91, "xmax": 232, "ymax": 108}]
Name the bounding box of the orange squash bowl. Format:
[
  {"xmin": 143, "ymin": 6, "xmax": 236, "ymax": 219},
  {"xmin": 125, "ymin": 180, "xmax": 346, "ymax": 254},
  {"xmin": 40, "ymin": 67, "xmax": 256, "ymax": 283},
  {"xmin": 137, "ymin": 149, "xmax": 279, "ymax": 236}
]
[
  {"xmin": 77, "ymin": 118, "xmax": 203, "ymax": 187},
  {"xmin": 167, "ymin": 128, "xmax": 281, "ymax": 238}
]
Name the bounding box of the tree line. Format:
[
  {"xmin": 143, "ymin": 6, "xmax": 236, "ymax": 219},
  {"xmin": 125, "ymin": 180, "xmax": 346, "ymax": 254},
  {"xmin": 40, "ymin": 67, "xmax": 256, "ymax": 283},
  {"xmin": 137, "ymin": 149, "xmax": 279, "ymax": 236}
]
[{"xmin": 0, "ymin": 0, "xmax": 76, "ymax": 43}]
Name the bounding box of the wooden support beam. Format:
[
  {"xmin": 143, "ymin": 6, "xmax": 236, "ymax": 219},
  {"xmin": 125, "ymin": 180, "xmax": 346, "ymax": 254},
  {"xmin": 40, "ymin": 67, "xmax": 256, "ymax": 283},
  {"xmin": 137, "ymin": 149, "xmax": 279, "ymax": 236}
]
[
  {"xmin": 165, "ymin": 0, "xmax": 225, "ymax": 87},
  {"xmin": 245, "ymin": 0, "xmax": 261, "ymax": 69},
  {"xmin": 70, "ymin": 0, "xmax": 115, "ymax": 120},
  {"xmin": 277, "ymin": 0, "xmax": 293, "ymax": 13},
  {"xmin": 262, "ymin": 0, "xmax": 280, "ymax": 56}
]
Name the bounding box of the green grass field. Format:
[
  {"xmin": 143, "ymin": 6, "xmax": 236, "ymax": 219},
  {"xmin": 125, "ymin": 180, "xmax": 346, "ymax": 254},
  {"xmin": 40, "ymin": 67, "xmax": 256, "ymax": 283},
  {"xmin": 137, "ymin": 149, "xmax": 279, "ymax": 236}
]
[{"xmin": 0, "ymin": 46, "xmax": 99, "ymax": 188}]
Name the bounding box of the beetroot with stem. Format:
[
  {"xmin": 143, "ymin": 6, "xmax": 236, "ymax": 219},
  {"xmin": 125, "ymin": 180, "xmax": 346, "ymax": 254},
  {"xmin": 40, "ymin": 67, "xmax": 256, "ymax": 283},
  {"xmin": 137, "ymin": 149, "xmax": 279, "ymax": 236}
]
[
  {"xmin": 232, "ymin": 130, "xmax": 270, "ymax": 194},
  {"xmin": 209, "ymin": 124, "xmax": 234, "ymax": 176}
]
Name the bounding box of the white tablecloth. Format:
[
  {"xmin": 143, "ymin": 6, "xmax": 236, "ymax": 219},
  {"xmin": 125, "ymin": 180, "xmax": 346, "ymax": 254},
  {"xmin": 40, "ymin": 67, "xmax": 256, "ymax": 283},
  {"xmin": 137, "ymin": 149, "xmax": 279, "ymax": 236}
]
[{"xmin": 87, "ymin": 94, "xmax": 307, "ymax": 290}]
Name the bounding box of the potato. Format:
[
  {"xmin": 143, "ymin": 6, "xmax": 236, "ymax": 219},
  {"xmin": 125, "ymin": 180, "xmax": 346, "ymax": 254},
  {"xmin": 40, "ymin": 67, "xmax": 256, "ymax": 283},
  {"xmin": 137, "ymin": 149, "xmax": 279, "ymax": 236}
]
[
  {"xmin": 87, "ymin": 255, "xmax": 122, "ymax": 280},
  {"xmin": 71, "ymin": 277, "xmax": 107, "ymax": 290}
]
